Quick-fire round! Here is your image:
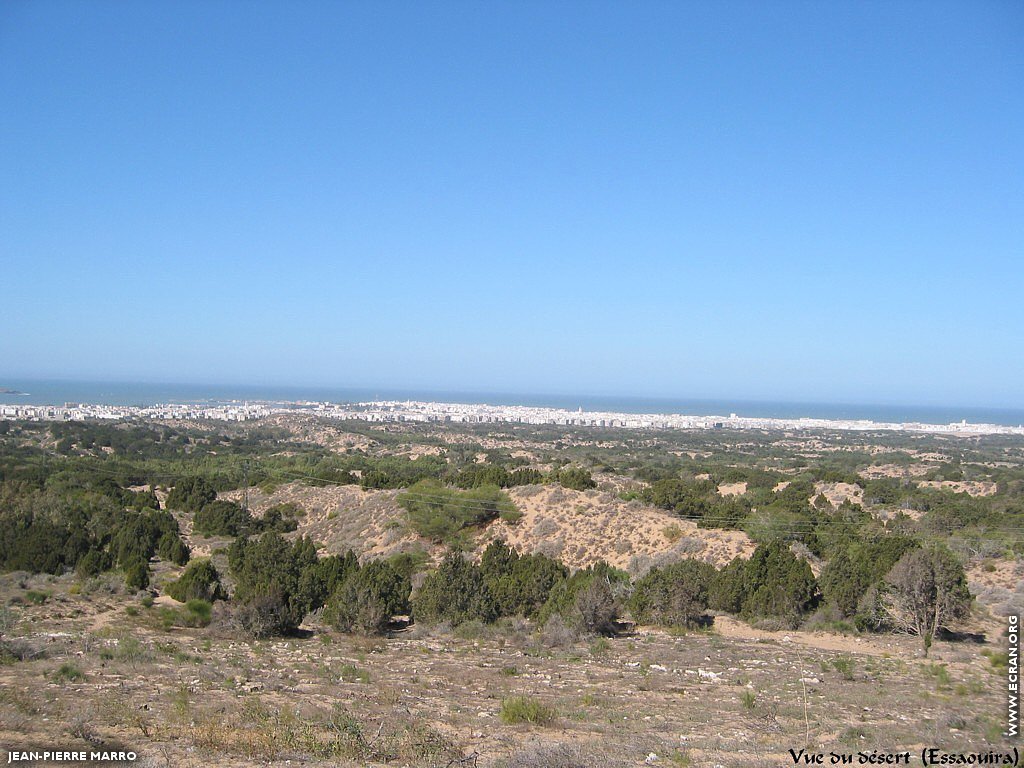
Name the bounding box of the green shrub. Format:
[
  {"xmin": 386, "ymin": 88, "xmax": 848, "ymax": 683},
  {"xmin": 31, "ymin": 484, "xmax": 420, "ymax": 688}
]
[
  {"xmin": 500, "ymin": 696, "xmax": 557, "ymax": 726},
  {"xmin": 413, "ymin": 553, "xmax": 498, "ymax": 626},
  {"xmin": 708, "ymin": 558, "xmax": 747, "ymax": 613},
  {"xmin": 629, "ymin": 560, "xmax": 715, "ymax": 628},
  {"xmin": 820, "ymin": 536, "xmax": 917, "ymax": 618},
  {"xmin": 710, "ymin": 542, "xmax": 817, "ymax": 625},
  {"xmin": 300, "ymin": 550, "xmax": 359, "ymax": 610},
  {"xmin": 166, "ymin": 559, "xmax": 225, "ymax": 603},
  {"xmin": 540, "ymin": 562, "xmax": 625, "ymax": 635},
  {"xmin": 124, "ymin": 559, "xmax": 150, "ymax": 591},
  {"xmin": 115, "ymin": 636, "xmax": 147, "ymax": 664},
  {"xmin": 550, "ymin": 467, "xmax": 596, "ymax": 491},
  {"xmin": 258, "ymin": 503, "xmax": 300, "ymax": 533},
  {"xmin": 740, "ymin": 690, "xmax": 756, "ymax": 710},
  {"xmin": 338, "ymin": 664, "xmax": 370, "ymax": 683},
  {"xmin": 480, "ymin": 540, "xmax": 567, "ymax": 619},
  {"xmin": 183, "ymin": 599, "xmax": 213, "ymax": 627},
  {"xmin": 982, "ymin": 650, "xmax": 1009, "ymax": 672},
  {"xmin": 398, "ymin": 480, "xmax": 519, "ymax": 543},
  {"xmin": 325, "ymin": 559, "xmax": 411, "ymax": 634},
  {"xmin": 156, "ymin": 532, "xmax": 191, "ymax": 565},
  {"xmin": 227, "ymin": 533, "xmax": 321, "ymax": 636},
  {"xmin": 193, "ymin": 500, "xmax": 253, "ymax": 537},
  {"xmin": 831, "ymin": 656, "xmax": 856, "ymax": 680},
  {"xmin": 75, "ymin": 550, "xmax": 111, "ymax": 579},
  {"xmin": 923, "ymin": 663, "xmax": 951, "ymax": 686},
  {"xmin": 52, "ymin": 662, "xmax": 85, "ymax": 683},
  {"xmin": 166, "ymin": 477, "xmax": 217, "ymax": 512}
]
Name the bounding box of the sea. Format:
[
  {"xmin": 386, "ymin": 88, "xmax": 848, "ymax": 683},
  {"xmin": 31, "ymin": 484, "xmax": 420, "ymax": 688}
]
[{"xmin": 1, "ymin": 378, "xmax": 1022, "ymax": 427}]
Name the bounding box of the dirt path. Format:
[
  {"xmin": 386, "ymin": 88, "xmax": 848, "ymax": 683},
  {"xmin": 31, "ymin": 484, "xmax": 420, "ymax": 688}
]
[{"xmin": 712, "ymin": 615, "xmax": 904, "ymax": 657}]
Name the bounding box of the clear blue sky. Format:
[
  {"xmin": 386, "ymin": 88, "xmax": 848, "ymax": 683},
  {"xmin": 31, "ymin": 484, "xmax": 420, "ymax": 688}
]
[{"xmin": 2, "ymin": 1, "xmax": 1022, "ymax": 407}]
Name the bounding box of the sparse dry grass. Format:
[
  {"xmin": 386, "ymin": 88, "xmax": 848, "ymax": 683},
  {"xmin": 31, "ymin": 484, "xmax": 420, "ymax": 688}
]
[{"xmin": 0, "ymin": 570, "xmax": 1011, "ymax": 767}]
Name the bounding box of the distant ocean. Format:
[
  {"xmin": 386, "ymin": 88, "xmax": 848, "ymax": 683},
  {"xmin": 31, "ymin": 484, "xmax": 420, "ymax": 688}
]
[{"xmin": 1, "ymin": 378, "xmax": 1023, "ymax": 427}]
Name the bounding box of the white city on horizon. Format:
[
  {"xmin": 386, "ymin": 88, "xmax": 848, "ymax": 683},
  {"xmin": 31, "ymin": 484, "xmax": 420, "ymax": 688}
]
[{"xmin": 2, "ymin": 399, "xmax": 1022, "ymax": 436}]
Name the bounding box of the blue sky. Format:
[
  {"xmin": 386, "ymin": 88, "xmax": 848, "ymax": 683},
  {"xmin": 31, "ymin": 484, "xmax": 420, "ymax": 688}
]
[{"xmin": 2, "ymin": 1, "xmax": 1022, "ymax": 407}]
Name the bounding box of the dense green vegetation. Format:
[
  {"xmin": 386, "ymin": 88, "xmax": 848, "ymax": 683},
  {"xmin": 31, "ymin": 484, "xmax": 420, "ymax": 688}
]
[
  {"xmin": 166, "ymin": 559, "xmax": 226, "ymax": 602},
  {"xmin": 629, "ymin": 559, "xmax": 716, "ymax": 628},
  {"xmin": 397, "ymin": 480, "xmax": 521, "ymax": 543},
  {"xmin": 0, "ymin": 416, "xmax": 1016, "ymax": 646}
]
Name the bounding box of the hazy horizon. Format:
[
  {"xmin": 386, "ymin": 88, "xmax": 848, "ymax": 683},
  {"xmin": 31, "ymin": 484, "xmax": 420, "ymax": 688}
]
[{"xmin": 3, "ymin": 376, "xmax": 1024, "ymax": 421}]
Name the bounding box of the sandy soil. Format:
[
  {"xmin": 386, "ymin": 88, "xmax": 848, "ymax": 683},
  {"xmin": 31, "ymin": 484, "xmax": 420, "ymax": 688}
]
[
  {"xmin": 859, "ymin": 464, "xmax": 933, "ymax": 480},
  {"xmin": 0, "ymin": 572, "xmax": 1009, "ymax": 768},
  {"xmin": 484, "ymin": 486, "xmax": 754, "ymax": 572},
  {"xmin": 917, "ymin": 480, "xmax": 998, "ymax": 497},
  {"xmin": 813, "ymin": 482, "xmax": 863, "ymax": 507},
  {"xmin": 215, "ymin": 483, "xmax": 756, "ymax": 574},
  {"xmin": 717, "ymin": 482, "xmax": 747, "ymax": 497}
]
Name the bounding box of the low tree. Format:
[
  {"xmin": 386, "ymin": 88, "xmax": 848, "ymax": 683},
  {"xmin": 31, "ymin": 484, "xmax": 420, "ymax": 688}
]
[
  {"xmin": 879, "ymin": 545, "xmax": 972, "ymax": 656},
  {"xmin": 166, "ymin": 477, "xmax": 217, "ymax": 512},
  {"xmin": 75, "ymin": 549, "xmax": 111, "ymax": 579},
  {"xmin": 227, "ymin": 533, "xmax": 319, "ymax": 636},
  {"xmin": 193, "ymin": 500, "xmax": 253, "ymax": 537},
  {"xmin": 413, "ymin": 553, "xmax": 497, "ymax": 626},
  {"xmin": 551, "ymin": 467, "xmax": 596, "ymax": 491},
  {"xmin": 541, "ymin": 562, "xmax": 625, "ymax": 636},
  {"xmin": 157, "ymin": 531, "xmax": 191, "ymax": 566},
  {"xmin": 124, "ymin": 557, "xmax": 150, "ymax": 591},
  {"xmin": 742, "ymin": 541, "xmax": 817, "ymax": 623},
  {"xmin": 708, "ymin": 558, "xmax": 747, "ymax": 613},
  {"xmin": 167, "ymin": 559, "xmax": 225, "ymax": 602},
  {"xmin": 299, "ymin": 550, "xmax": 358, "ymax": 611},
  {"xmin": 259, "ymin": 503, "xmax": 300, "ymax": 533},
  {"xmin": 325, "ymin": 560, "xmax": 411, "ymax": 634},
  {"xmin": 480, "ymin": 540, "xmax": 567, "ymax": 619},
  {"xmin": 708, "ymin": 543, "xmax": 817, "ymax": 626},
  {"xmin": 820, "ymin": 536, "xmax": 917, "ymax": 618},
  {"xmin": 629, "ymin": 559, "xmax": 716, "ymax": 628}
]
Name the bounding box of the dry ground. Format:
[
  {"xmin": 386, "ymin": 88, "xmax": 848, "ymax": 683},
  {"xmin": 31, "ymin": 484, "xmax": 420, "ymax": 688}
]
[
  {"xmin": 0, "ymin": 573, "xmax": 1013, "ymax": 768},
  {"xmin": 215, "ymin": 483, "xmax": 755, "ymax": 573}
]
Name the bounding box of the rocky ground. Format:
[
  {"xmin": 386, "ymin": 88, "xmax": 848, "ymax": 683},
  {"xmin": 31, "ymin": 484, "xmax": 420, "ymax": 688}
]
[{"xmin": 0, "ymin": 572, "xmax": 1013, "ymax": 768}]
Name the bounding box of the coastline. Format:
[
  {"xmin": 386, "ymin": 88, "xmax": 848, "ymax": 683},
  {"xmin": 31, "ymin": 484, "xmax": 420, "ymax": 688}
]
[
  {"xmin": 1, "ymin": 379, "xmax": 1023, "ymax": 428},
  {"xmin": 2, "ymin": 397, "xmax": 1023, "ymax": 436}
]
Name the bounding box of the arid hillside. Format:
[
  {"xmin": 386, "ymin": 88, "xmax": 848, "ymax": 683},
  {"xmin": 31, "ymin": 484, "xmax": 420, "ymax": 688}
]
[{"xmin": 218, "ymin": 482, "xmax": 754, "ymax": 572}]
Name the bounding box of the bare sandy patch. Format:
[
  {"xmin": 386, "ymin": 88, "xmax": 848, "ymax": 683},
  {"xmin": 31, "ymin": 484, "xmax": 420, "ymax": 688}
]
[
  {"xmin": 717, "ymin": 482, "xmax": 747, "ymax": 497},
  {"xmin": 917, "ymin": 480, "xmax": 997, "ymax": 497},
  {"xmin": 859, "ymin": 463, "xmax": 932, "ymax": 480},
  {"xmin": 813, "ymin": 482, "xmax": 863, "ymax": 507},
  {"xmin": 219, "ymin": 481, "xmax": 755, "ymax": 573},
  {"xmin": 482, "ymin": 485, "xmax": 754, "ymax": 572}
]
